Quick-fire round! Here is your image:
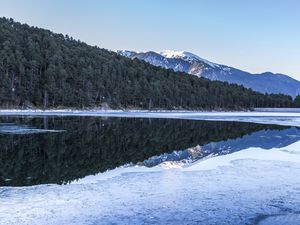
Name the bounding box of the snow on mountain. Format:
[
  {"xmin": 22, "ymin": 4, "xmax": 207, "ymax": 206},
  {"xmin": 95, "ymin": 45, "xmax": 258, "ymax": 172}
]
[
  {"xmin": 117, "ymin": 50, "xmax": 137, "ymax": 58},
  {"xmin": 118, "ymin": 50, "xmax": 300, "ymax": 98},
  {"xmin": 160, "ymin": 50, "xmax": 219, "ymax": 68}
]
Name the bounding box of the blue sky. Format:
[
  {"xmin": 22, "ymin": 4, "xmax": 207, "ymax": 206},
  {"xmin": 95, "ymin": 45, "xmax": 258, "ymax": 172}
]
[{"xmin": 1, "ymin": 0, "xmax": 300, "ymax": 80}]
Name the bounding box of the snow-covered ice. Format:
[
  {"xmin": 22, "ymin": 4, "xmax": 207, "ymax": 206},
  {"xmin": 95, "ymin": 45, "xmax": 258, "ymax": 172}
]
[
  {"xmin": 0, "ymin": 109, "xmax": 299, "ymax": 127},
  {"xmin": 1, "ymin": 139, "xmax": 300, "ymax": 224},
  {"xmin": 0, "ymin": 123, "xmax": 64, "ymax": 134}
]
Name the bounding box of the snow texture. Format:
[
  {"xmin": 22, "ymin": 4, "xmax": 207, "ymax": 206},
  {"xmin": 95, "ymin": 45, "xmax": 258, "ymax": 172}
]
[
  {"xmin": 159, "ymin": 50, "xmax": 219, "ymax": 68},
  {"xmin": 1, "ymin": 141, "xmax": 300, "ymax": 224}
]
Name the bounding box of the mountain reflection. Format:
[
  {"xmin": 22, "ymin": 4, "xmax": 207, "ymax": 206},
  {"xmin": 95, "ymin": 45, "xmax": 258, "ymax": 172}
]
[{"xmin": 0, "ymin": 116, "xmax": 297, "ymax": 186}]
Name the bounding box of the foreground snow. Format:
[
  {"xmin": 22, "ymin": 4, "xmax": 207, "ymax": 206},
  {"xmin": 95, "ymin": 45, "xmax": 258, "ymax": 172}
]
[
  {"xmin": 0, "ymin": 109, "xmax": 299, "ymax": 127},
  {"xmin": 1, "ymin": 141, "xmax": 300, "ymax": 225}
]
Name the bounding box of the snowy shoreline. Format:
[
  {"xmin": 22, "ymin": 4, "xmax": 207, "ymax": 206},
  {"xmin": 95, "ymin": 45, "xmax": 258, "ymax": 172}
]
[
  {"xmin": 0, "ymin": 107, "xmax": 299, "ymax": 113},
  {"xmin": 0, "ymin": 109, "xmax": 299, "ymax": 127}
]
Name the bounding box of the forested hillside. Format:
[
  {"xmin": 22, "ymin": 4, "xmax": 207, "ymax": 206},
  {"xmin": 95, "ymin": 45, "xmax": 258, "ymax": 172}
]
[{"xmin": 0, "ymin": 18, "xmax": 297, "ymax": 109}]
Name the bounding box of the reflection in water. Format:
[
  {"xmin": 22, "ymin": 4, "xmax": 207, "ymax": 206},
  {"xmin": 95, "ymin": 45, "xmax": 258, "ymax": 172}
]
[
  {"xmin": 0, "ymin": 116, "xmax": 298, "ymax": 186},
  {"xmin": 0, "ymin": 123, "xmax": 64, "ymax": 134},
  {"xmin": 141, "ymin": 127, "xmax": 300, "ymax": 168},
  {"xmin": 202, "ymin": 127, "xmax": 300, "ymax": 154},
  {"xmin": 141, "ymin": 145, "xmax": 203, "ymax": 167}
]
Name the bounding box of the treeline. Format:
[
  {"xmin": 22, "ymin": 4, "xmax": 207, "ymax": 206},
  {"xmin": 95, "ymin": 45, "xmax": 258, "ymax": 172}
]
[{"xmin": 0, "ymin": 17, "xmax": 298, "ymax": 109}]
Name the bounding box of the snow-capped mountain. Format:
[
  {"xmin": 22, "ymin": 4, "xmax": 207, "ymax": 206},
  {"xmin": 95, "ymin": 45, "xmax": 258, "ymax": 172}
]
[{"xmin": 118, "ymin": 50, "xmax": 300, "ymax": 98}]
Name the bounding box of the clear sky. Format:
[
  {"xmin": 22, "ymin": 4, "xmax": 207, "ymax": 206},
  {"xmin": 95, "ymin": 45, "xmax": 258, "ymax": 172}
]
[{"xmin": 1, "ymin": 0, "xmax": 300, "ymax": 80}]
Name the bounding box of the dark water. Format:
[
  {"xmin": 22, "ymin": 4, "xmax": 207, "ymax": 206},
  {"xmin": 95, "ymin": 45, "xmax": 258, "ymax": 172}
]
[{"xmin": 0, "ymin": 116, "xmax": 299, "ymax": 186}]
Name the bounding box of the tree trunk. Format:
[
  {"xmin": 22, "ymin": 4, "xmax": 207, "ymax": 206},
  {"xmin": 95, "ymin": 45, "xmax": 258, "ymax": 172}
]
[{"xmin": 43, "ymin": 90, "xmax": 48, "ymax": 109}]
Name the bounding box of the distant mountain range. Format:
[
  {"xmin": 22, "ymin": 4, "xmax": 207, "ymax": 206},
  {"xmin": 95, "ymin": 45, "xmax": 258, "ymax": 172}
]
[{"xmin": 118, "ymin": 50, "xmax": 300, "ymax": 98}]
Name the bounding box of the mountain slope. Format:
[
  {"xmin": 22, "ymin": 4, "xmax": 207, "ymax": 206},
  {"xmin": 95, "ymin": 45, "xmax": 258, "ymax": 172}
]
[
  {"xmin": 0, "ymin": 18, "xmax": 295, "ymax": 109},
  {"xmin": 118, "ymin": 50, "xmax": 300, "ymax": 98}
]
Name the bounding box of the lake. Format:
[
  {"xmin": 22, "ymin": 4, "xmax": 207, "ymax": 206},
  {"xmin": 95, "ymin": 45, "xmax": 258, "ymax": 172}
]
[{"xmin": 1, "ymin": 116, "xmax": 299, "ymax": 186}]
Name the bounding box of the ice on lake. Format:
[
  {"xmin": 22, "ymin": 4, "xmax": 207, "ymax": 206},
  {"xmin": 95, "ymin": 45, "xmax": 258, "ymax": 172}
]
[
  {"xmin": 0, "ymin": 123, "xmax": 64, "ymax": 134},
  {"xmin": 0, "ymin": 112, "xmax": 300, "ymax": 225}
]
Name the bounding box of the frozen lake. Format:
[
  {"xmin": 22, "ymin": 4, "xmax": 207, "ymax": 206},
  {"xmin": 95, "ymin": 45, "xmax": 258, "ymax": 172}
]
[{"xmin": 0, "ymin": 112, "xmax": 300, "ymax": 224}]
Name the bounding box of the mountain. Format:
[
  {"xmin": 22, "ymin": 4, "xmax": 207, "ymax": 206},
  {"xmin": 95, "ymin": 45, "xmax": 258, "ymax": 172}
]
[
  {"xmin": 118, "ymin": 50, "xmax": 300, "ymax": 98},
  {"xmin": 0, "ymin": 17, "xmax": 296, "ymax": 110}
]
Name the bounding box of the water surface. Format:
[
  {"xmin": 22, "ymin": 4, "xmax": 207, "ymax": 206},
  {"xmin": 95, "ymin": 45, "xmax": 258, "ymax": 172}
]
[{"xmin": 0, "ymin": 116, "xmax": 299, "ymax": 186}]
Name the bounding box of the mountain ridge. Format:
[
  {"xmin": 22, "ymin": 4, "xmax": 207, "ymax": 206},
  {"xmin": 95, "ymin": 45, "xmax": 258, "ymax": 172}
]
[{"xmin": 118, "ymin": 50, "xmax": 300, "ymax": 98}]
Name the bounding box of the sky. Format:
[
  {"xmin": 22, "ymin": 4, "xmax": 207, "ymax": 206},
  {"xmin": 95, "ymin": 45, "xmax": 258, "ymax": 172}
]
[{"xmin": 0, "ymin": 0, "xmax": 300, "ymax": 80}]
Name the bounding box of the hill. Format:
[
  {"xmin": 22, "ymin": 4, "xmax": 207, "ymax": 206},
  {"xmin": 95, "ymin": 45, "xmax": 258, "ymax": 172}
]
[{"xmin": 0, "ymin": 18, "xmax": 297, "ymax": 110}]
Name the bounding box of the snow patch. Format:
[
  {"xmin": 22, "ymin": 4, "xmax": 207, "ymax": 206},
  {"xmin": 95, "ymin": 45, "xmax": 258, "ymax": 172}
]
[{"xmin": 160, "ymin": 50, "xmax": 219, "ymax": 68}]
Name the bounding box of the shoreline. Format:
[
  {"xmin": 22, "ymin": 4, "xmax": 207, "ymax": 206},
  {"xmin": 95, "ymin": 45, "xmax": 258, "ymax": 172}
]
[
  {"xmin": 0, "ymin": 107, "xmax": 298, "ymax": 114},
  {"xmin": 0, "ymin": 109, "xmax": 299, "ymax": 127}
]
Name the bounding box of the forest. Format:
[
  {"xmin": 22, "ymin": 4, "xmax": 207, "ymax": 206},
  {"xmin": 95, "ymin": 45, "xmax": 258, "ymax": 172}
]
[{"xmin": 0, "ymin": 17, "xmax": 298, "ymax": 110}]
